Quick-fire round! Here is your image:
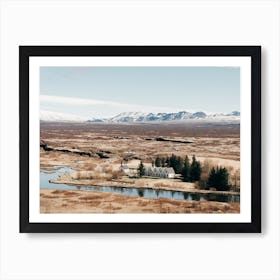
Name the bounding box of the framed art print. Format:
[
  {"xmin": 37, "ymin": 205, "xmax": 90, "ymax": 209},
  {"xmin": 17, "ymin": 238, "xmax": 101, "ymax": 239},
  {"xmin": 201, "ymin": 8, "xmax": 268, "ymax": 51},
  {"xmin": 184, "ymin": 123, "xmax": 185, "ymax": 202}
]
[{"xmin": 19, "ymin": 46, "xmax": 261, "ymax": 233}]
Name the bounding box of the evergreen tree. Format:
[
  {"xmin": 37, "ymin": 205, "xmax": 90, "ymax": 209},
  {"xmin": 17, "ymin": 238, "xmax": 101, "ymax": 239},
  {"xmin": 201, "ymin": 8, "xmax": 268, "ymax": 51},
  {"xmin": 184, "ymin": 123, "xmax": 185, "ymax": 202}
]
[
  {"xmin": 169, "ymin": 154, "xmax": 177, "ymax": 170},
  {"xmin": 217, "ymin": 167, "xmax": 229, "ymax": 191},
  {"xmin": 155, "ymin": 157, "xmax": 161, "ymax": 167},
  {"xmin": 176, "ymin": 156, "xmax": 184, "ymax": 174},
  {"xmin": 165, "ymin": 156, "xmax": 171, "ymax": 167},
  {"xmin": 161, "ymin": 157, "xmax": 166, "ymax": 167},
  {"xmin": 169, "ymin": 154, "xmax": 184, "ymax": 174},
  {"xmin": 181, "ymin": 155, "xmax": 190, "ymax": 182},
  {"xmin": 207, "ymin": 167, "xmax": 217, "ymax": 189},
  {"xmin": 207, "ymin": 166, "xmax": 229, "ymax": 191},
  {"xmin": 138, "ymin": 161, "xmax": 145, "ymax": 177},
  {"xmin": 189, "ymin": 155, "xmax": 202, "ymax": 182}
]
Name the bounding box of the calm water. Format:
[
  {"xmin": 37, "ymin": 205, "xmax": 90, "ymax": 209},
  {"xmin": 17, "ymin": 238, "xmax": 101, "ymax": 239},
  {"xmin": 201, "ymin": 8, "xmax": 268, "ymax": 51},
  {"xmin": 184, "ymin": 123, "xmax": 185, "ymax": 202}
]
[{"xmin": 40, "ymin": 166, "xmax": 240, "ymax": 203}]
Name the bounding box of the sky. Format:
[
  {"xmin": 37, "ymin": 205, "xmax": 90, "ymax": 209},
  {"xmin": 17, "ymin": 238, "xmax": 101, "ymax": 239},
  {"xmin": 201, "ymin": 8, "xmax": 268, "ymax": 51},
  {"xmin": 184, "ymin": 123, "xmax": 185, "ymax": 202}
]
[{"xmin": 40, "ymin": 66, "xmax": 240, "ymax": 119}]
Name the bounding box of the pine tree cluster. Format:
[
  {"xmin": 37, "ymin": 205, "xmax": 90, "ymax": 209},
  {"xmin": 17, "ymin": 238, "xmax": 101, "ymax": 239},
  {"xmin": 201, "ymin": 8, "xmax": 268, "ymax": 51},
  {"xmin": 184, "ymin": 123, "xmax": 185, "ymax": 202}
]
[
  {"xmin": 139, "ymin": 155, "xmax": 231, "ymax": 191},
  {"xmin": 153, "ymin": 154, "xmax": 202, "ymax": 182},
  {"xmin": 207, "ymin": 167, "xmax": 230, "ymax": 191},
  {"xmin": 153, "ymin": 155, "xmax": 230, "ymax": 190}
]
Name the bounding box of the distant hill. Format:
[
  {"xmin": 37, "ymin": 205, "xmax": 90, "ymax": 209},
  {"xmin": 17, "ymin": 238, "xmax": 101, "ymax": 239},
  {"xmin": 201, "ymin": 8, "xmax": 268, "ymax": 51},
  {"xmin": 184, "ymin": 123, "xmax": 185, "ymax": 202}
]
[
  {"xmin": 40, "ymin": 110, "xmax": 240, "ymax": 123},
  {"xmin": 87, "ymin": 111, "xmax": 240, "ymax": 123}
]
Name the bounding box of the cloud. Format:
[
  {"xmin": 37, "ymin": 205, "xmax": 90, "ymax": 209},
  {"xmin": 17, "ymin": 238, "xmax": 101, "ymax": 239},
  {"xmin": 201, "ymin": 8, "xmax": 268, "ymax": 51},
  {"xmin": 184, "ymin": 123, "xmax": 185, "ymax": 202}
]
[
  {"xmin": 40, "ymin": 95, "xmax": 126, "ymax": 107},
  {"xmin": 40, "ymin": 95, "xmax": 181, "ymax": 117},
  {"xmin": 40, "ymin": 110, "xmax": 88, "ymax": 121}
]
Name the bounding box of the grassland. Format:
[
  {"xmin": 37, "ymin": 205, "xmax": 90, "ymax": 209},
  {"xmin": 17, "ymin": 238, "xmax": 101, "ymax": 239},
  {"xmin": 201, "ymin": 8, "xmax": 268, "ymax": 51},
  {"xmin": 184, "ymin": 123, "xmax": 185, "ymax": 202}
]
[
  {"xmin": 40, "ymin": 120, "xmax": 240, "ymax": 214},
  {"xmin": 40, "ymin": 189, "xmax": 240, "ymax": 213}
]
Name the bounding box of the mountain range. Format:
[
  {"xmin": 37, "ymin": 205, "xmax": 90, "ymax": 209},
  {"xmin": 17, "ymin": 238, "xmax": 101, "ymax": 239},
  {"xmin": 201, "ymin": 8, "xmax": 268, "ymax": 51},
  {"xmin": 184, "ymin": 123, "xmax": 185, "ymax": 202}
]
[
  {"xmin": 40, "ymin": 110, "xmax": 240, "ymax": 123},
  {"xmin": 87, "ymin": 111, "xmax": 240, "ymax": 123}
]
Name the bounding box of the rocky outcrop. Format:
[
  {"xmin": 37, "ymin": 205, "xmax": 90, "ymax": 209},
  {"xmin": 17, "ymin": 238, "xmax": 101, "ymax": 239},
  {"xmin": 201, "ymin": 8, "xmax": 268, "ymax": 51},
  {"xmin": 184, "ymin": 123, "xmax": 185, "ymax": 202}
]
[
  {"xmin": 155, "ymin": 137, "xmax": 193, "ymax": 144},
  {"xmin": 40, "ymin": 142, "xmax": 111, "ymax": 158}
]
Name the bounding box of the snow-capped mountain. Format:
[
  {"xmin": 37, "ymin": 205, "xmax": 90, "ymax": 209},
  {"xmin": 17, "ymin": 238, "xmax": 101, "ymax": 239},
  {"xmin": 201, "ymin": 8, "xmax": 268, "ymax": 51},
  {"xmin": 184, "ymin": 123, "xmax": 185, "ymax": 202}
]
[
  {"xmin": 40, "ymin": 110, "xmax": 87, "ymax": 122},
  {"xmin": 109, "ymin": 111, "xmax": 193, "ymax": 122},
  {"xmin": 87, "ymin": 111, "xmax": 240, "ymax": 123},
  {"xmin": 227, "ymin": 111, "xmax": 240, "ymax": 116},
  {"xmin": 40, "ymin": 110, "xmax": 240, "ymax": 123}
]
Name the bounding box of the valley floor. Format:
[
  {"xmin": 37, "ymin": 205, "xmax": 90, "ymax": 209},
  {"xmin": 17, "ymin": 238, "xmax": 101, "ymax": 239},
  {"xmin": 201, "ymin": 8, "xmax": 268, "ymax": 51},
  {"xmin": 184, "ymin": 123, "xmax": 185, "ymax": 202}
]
[
  {"xmin": 40, "ymin": 121, "xmax": 240, "ymax": 214},
  {"xmin": 40, "ymin": 189, "xmax": 240, "ymax": 214}
]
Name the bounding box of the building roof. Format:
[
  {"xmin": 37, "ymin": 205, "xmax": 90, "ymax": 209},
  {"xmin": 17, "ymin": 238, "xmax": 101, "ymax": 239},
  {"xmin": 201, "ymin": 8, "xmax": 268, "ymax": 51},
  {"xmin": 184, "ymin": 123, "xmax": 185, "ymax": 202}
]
[
  {"xmin": 165, "ymin": 168, "xmax": 175, "ymax": 174},
  {"xmin": 147, "ymin": 166, "xmax": 175, "ymax": 174}
]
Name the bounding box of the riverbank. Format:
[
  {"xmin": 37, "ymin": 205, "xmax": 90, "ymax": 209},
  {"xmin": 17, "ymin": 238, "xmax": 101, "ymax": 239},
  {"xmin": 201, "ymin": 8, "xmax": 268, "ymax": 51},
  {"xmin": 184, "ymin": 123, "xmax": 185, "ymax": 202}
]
[
  {"xmin": 50, "ymin": 172, "xmax": 240, "ymax": 196},
  {"xmin": 40, "ymin": 189, "xmax": 240, "ymax": 213}
]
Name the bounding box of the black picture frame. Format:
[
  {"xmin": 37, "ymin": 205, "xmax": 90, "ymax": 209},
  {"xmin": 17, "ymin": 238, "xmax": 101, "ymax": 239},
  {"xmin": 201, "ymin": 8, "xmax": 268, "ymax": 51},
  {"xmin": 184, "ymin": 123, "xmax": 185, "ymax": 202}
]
[{"xmin": 20, "ymin": 46, "xmax": 261, "ymax": 233}]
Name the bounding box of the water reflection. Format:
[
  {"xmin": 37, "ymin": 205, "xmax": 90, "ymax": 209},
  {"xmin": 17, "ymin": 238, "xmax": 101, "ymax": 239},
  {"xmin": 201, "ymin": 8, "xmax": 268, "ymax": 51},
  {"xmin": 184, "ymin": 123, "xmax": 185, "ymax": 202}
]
[
  {"xmin": 40, "ymin": 166, "xmax": 240, "ymax": 203},
  {"xmin": 137, "ymin": 188, "xmax": 144, "ymax": 197}
]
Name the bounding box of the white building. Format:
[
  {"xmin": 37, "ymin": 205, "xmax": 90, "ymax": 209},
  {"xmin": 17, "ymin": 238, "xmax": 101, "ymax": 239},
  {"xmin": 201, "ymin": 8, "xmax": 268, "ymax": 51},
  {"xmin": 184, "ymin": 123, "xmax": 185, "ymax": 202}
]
[
  {"xmin": 120, "ymin": 161, "xmax": 175, "ymax": 179},
  {"xmin": 119, "ymin": 162, "xmax": 138, "ymax": 177},
  {"xmin": 119, "ymin": 163, "xmax": 130, "ymax": 174},
  {"xmin": 144, "ymin": 166, "xmax": 175, "ymax": 179}
]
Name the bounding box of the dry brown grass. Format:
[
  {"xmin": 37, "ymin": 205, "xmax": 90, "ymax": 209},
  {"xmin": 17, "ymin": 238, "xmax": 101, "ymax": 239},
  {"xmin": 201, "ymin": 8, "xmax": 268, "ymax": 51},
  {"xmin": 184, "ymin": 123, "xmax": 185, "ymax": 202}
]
[
  {"xmin": 40, "ymin": 189, "xmax": 240, "ymax": 214},
  {"xmin": 154, "ymin": 182, "xmax": 174, "ymax": 189},
  {"xmin": 62, "ymin": 191, "xmax": 77, "ymax": 196},
  {"xmin": 79, "ymin": 195, "xmax": 102, "ymax": 200},
  {"xmin": 40, "ymin": 122, "xmax": 240, "ymax": 212},
  {"xmin": 51, "ymin": 190, "xmax": 62, "ymax": 194},
  {"xmin": 42, "ymin": 195, "xmax": 58, "ymax": 199},
  {"xmin": 82, "ymin": 162, "xmax": 97, "ymax": 171},
  {"xmin": 41, "ymin": 122, "xmax": 240, "ymax": 166},
  {"xmin": 71, "ymin": 170, "xmax": 111, "ymax": 180},
  {"xmin": 111, "ymin": 170, "xmax": 124, "ymax": 180}
]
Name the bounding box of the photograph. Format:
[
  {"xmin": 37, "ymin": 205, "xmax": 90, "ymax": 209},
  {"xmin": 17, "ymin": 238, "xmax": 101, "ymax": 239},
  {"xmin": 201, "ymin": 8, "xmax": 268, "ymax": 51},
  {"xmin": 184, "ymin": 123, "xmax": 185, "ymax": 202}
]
[{"xmin": 39, "ymin": 65, "xmax": 241, "ymax": 214}]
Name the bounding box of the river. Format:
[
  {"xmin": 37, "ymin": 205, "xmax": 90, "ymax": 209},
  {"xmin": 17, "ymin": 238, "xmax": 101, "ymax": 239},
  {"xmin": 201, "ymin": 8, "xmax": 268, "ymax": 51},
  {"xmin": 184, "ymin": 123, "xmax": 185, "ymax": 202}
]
[{"xmin": 40, "ymin": 166, "xmax": 240, "ymax": 203}]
